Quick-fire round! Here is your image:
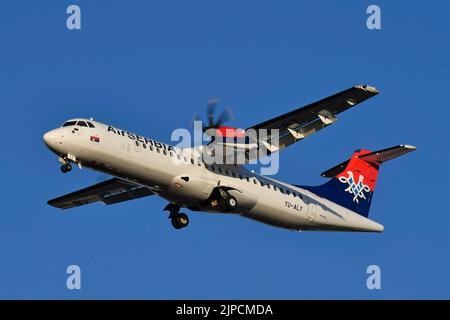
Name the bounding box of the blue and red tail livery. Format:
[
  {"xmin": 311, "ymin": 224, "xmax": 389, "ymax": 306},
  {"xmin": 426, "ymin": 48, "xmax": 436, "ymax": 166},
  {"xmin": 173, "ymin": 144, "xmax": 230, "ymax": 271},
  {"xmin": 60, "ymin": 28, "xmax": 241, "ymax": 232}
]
[{"xmin": 300, "ymin": 145, "xmax": 416, "ymax": 217}]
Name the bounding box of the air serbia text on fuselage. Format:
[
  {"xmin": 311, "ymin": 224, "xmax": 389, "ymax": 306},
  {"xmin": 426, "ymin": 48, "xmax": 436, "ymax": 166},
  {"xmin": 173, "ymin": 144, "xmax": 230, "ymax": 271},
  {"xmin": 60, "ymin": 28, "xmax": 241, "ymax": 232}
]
[{"xmin": 107, "ymin": 125, "xmax": 176, "ymax": 152}]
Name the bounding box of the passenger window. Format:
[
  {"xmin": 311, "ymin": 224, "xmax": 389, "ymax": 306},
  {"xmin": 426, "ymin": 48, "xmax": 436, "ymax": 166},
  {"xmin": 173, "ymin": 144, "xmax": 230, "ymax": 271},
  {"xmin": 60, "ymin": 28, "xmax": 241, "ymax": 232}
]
[
  {"xmin": 260, "ymin": 180, "xmax": 264, "ymax": 187},
  {"xmin": 286, "ymin": 190, "xmax": 290, "ymax": 195},
  {"xmin": 246, "ymin": 177, "xmax": 250, "ymax": 182},
  {"xmin": 149, "ymin": 145, "xmax": 153, "ymax": 151},
  {"xmin": 77, "ymin": 121, "xmax": 88, "ymax": 127},
  {"xmin": 211, "ymin": 166, "xmax": 215, "ymax": 171},
  {"xmin": 253, "ymin": 179, "xmax": 257, "ymax": 185},
  {"xmin": 225, "ymin": 170, "xmax": 229, "ymax": 175},
  {"xmin": 157, "ymin": 148, "xmax": 160, "ymax": 153},
  {"xmin": 163, "ymin": 150, "xmax": 167, "ymax": 155},
  {"xmin": 191, "ymin": 159, "xmax": 195, "ymax": 164},
  {"xmin": 274, "ymin": 186, "xmax": 278, "ymax": 191},
  {"xmin": 135, "ymin": 141, "xmax": 139, "ymax": 147},
  {"xmin": 239, "ymin": 174, "xmax": 243, "ymax": 180},
  {"xmin": 170, "ymin": 152, "xmax": 173, "ymax": 157},
  {"xmin": 232, "ymin": 172, "xmax": 236, "ymax": 178},
  {"xmin": 267, "ymin": 184, "xmax": 271, "ymax": 189},
  {"xmin": 218, "ymin": 168, "xmax": 223, "ymax": 174},
  {"xmin": 143, "ymin": 143, "xmax": 147, "ymax": 149}
]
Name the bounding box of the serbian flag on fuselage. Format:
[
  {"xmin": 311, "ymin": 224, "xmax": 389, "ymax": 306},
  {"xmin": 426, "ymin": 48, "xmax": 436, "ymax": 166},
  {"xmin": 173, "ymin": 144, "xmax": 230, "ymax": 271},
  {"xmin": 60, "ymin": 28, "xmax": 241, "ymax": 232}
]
[{"xmin": 90, "ymin": 135, "xmax": 100, "ymax": 143}]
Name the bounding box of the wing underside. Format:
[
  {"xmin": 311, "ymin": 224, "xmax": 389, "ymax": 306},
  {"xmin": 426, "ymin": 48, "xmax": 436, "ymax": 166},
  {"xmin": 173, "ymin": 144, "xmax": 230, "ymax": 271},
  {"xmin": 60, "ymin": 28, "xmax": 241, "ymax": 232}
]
[{"xmin": 48, "ymin": 178, "xmax": 154, "ymax": 209}]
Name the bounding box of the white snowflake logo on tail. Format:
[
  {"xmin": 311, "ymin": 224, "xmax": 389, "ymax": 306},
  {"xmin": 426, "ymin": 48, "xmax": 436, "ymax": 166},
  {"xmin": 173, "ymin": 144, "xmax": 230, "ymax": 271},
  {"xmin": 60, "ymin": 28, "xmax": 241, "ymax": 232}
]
[{"xmin": 338, "ymin": 171, "xmax": 371, "ymax": 203}]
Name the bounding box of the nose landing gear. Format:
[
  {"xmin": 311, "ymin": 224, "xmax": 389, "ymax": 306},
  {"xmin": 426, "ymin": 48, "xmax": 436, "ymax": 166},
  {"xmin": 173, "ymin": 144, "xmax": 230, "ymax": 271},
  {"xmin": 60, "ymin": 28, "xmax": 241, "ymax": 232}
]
[
  {"xmin": 58, "ymin": 155, "xmax": 76, "ymax": 174},
  {"xmin": 164, "ymin": 203, "xmax": 189, "ymax": 230},
  {"xmin": 224, "ymin": 195, "xmax": 237, "ymax": 211}
]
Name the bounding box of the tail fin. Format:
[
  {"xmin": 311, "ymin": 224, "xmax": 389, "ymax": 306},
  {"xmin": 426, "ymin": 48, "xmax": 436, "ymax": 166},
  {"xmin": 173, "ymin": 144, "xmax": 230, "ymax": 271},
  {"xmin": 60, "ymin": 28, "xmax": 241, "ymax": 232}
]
[{"xmin": 300, "ymin": 145, "xmax": 416, "ymax": 217}]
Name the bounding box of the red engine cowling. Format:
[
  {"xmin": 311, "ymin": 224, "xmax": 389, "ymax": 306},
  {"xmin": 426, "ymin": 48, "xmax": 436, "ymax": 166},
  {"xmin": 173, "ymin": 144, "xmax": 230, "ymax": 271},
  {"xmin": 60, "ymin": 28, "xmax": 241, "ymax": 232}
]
[{"xmin": 214, "ymin": 126, "xmax": 246, "ymax": 138}]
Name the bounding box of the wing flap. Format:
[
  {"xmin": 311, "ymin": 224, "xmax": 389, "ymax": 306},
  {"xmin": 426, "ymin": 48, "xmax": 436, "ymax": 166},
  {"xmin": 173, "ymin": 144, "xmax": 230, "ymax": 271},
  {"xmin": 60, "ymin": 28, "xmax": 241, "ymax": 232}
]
[
  {"xmin": 101, "ymin": 187, "xmax": 154, "ymax": 205},
  {"xmin": 249, "ymin": 85, "xmax": 379, "ymax": 132}
]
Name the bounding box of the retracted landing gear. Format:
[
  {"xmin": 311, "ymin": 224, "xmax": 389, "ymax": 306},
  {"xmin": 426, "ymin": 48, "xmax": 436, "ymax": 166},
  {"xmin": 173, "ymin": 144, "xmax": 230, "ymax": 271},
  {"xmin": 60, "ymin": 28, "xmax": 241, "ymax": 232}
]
[
  {"xmin": 215, "ymin": 188, "xmax": 238, "ymax": 212},
  {"xmin": 223, "ymin": 194, "xmax": 237, "ymax": 211},
  {"xmin": 60, "ymin": 163, "xmax": 72, "ymax": 173},
  {"xmin": 164, "ymin": 203, "xmax": 189, "ymax": 230}
]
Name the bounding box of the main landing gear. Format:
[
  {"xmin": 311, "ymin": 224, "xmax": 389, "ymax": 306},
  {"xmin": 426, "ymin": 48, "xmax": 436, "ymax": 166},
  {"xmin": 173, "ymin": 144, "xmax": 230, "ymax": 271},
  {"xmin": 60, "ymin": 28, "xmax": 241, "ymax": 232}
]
[
  {"xmin": 60, "ymin": 163, "xmax": 72, "ymax": 173},
  {"xmin": 211, "ymin": 188, "xmax": 238, "ymax": 212},
  {"xmin": 164, "ymin": 204, "xmax": 189, "ymax": 230}
]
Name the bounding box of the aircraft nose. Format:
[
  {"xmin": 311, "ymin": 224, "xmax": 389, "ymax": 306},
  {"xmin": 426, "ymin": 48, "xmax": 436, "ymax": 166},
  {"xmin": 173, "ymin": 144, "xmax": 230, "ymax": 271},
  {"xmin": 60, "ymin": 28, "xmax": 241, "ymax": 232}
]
[{"xmin": 43, "ymin": 130, "xmax": 58, "ymax": 146}]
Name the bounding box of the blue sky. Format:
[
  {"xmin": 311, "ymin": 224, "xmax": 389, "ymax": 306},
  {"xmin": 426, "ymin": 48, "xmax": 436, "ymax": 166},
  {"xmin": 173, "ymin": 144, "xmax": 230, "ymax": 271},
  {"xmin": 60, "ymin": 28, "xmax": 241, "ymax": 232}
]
[{"xmin": 0, "ymin": 0, "xmax": 449, "ymax": 299}]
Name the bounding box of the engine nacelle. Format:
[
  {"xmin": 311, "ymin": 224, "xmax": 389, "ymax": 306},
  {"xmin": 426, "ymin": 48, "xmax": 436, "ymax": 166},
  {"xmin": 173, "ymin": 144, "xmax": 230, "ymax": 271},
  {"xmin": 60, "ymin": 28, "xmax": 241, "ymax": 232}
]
[{"xmin": 169, "ymin": 175, "xmax": 216, "ymax": 202}]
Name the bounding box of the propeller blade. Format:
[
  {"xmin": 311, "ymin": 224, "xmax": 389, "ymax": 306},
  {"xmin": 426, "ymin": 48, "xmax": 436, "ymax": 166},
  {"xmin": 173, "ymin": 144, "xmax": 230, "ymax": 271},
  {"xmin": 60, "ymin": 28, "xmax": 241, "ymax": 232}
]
[
  {"xmin": 207, "ymin": 98, "xmax": 219, "ymax": 128},
  {"xmin": 215, "ymin": 107, "xmax": 233, "ymax": 127},
  {"xmin": 192, "ymin": 98, "xmax": 233, "ymax": 133}
]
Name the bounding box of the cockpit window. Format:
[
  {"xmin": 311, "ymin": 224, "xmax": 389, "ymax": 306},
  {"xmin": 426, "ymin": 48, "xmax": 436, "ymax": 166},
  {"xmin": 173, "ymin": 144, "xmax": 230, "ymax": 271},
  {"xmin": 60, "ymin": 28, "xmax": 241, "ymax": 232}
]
[
  {"xmin": 77, "ymin": 121, "xmax": 88, "ymax": 127},
  {"xmin": 87, "ymin": 122, "xmax": 95, "ymax": 128},
  {"xmin": 62, "ymin": 121, "xmax": 77, "ymax": 127}
]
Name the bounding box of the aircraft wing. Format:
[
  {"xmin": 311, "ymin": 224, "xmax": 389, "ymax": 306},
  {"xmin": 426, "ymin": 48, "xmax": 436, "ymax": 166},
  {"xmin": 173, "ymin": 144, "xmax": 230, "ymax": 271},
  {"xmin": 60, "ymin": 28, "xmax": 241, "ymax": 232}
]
[
  {"xmin": 48, "ymin": 178, "xmax": 154, "ymax": 209},
  {"xmin": 209, "ymin": 85, "xmax": 379, "ymax": 163}
]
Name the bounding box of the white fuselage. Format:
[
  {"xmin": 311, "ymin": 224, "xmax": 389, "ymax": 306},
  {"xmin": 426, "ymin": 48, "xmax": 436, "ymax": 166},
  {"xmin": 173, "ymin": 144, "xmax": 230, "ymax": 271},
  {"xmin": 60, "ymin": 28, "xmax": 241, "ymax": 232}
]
[{"xmin": 43, "ymin": 119, "xmax": 384, "ymax": 232}]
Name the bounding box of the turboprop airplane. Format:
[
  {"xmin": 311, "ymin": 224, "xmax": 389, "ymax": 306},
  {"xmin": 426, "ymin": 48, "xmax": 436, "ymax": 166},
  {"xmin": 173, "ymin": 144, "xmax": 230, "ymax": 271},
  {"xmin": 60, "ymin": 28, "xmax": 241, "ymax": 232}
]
[{"xmin": 43, "ymin": 85, "xmax": 416, "ymax": 232}]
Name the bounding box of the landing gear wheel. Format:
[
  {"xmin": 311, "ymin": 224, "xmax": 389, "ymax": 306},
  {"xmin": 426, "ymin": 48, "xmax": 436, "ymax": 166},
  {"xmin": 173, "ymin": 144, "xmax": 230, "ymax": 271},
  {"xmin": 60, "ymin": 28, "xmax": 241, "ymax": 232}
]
[
  {"xmin": 215, "ymin": 188, "xmax": 238, "ymax": 212},
  {"xmin": 171, "ymin": 213, "xmax": 189, "ymax": 229},
  {"xmin": 220, "ymin": 194, "xmax": 237, "ymax": 211},
  {"xmin": 225, "ymin": 196, "xmax": 237, "ymax": 210},
  {"xmin": 164, "ymin": 204, "xmax": 189, "ymax": 230},
  {"xmin": 60, "ymin": 164, "xmax": 72, "ymax": 173}
]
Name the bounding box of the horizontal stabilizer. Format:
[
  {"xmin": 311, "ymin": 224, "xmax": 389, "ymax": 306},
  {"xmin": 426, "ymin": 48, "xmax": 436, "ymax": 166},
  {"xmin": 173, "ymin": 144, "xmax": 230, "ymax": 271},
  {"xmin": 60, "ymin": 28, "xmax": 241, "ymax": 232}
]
[{"xmin": 321, "ymin": 145, "xmax": 417, "ymax": 178}]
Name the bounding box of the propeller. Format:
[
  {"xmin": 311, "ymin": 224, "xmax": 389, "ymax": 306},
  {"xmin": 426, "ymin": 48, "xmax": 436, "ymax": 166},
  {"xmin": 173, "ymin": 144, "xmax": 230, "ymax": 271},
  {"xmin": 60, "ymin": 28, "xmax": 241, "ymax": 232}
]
[{"xmin": 192, "ymin": 98, "xmax": 233, "ymax": 133}]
